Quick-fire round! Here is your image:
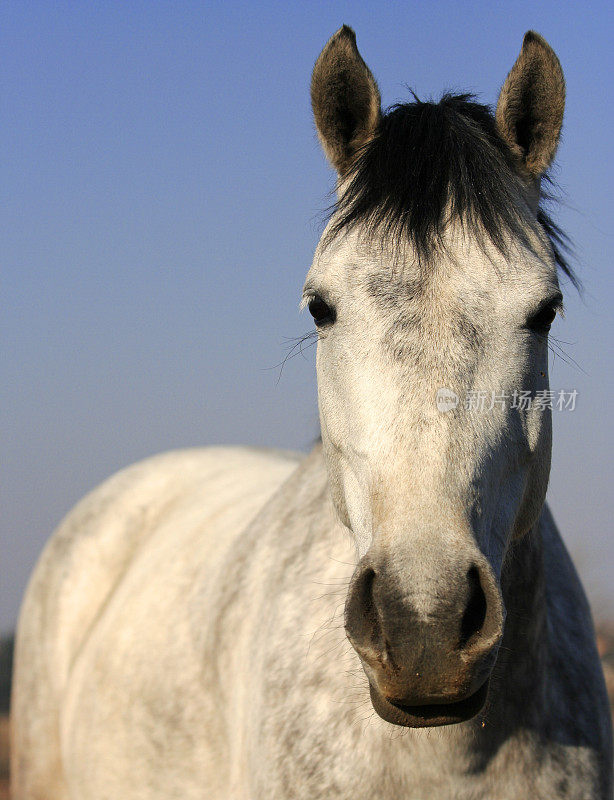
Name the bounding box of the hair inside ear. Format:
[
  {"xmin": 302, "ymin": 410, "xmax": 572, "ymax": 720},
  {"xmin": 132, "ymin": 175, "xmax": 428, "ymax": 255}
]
[
  {"xmin": 311, "ymin": 26, "xmax": 381, "ymax": 175},
  {"xmin": 495, "ymin": 31, "xmax": 565, "ymax": 180}
]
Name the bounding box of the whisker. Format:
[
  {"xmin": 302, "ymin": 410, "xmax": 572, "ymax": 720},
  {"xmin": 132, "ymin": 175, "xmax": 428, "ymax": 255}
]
[
  {"xmin": 547, "ymin": 335, "xmax": 586, "ymax": 374},
  {"xmin": 328, "ymin": 556, "xmax": 357, "ymax": 568},
  {"xmin": 267, "ymin": 331, "xmax": 318, "ymax": 383}
]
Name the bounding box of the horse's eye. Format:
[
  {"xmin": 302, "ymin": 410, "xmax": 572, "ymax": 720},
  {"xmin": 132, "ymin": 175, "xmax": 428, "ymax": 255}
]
[
  {"xmin": 308, "ymin": 296, "xmax": 336, "ymax": 326},
  {"xmin": 527, "ymin": 303, "xmax": 558, "ymax": 334}
]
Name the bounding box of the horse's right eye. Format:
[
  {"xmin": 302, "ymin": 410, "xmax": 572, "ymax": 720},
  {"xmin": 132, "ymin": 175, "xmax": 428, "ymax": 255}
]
[{"xmin": 308, "ymin": 296, "xmax": 336, "ymax": 327}]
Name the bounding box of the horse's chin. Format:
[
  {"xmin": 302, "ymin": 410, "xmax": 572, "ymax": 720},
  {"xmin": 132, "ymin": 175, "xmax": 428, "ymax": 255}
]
[{"xmin": 369, "ymin": 678, "xmax": 490, "ymax": 728}]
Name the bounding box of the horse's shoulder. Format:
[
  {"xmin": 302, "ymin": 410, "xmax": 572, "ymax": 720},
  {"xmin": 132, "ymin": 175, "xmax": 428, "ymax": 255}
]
[{"xmin": 17, "ymin": 446, "xmax": 302, "ymax": 689}]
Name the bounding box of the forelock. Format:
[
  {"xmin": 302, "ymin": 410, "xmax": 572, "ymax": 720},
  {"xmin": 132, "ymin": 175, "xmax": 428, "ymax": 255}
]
[{"xmin": 325, "ymin": 93, "xmax": 575, "ymax": 285}]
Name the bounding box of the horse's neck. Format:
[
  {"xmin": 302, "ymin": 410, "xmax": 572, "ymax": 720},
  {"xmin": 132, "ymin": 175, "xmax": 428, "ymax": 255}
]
[
  {"xmin": 481, "ymin": 518, "xmax": 549, "ymax": 734},
  {"xmin": 501, "ymin": 521, "xmax": 548, "ymax": 670}
]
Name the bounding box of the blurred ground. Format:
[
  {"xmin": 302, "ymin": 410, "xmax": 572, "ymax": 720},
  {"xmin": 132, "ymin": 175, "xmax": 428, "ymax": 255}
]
[
  {"xmin": 597, "ymin": 625, "xmax": 614, "ymax": 719},
  {"xmin": 0, "ymin": 716, "xmax": 8, "ymax": 800},
  {"xmin": 1, "ymin": 628, "xmax": 614, "ymax": 796},
  {"xmin": 0, "ymin": 635, "xmax": 12, "ymax": 800}
]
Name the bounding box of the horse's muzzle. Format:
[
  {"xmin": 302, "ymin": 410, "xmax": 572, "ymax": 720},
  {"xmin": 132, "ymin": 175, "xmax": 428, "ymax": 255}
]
[{"xmin": 345, "ymin": 548, "xmax": 503, "ymax": 727}]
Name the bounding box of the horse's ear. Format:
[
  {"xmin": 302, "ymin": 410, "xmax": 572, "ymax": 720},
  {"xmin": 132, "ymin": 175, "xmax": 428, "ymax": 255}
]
[
  {"xmin": 496, "ymin": 31, "xmax": 565, "ymax": 180},
  {"xmin": 311, "ymin": 26, "xmax": 381, "ymax": 176}
]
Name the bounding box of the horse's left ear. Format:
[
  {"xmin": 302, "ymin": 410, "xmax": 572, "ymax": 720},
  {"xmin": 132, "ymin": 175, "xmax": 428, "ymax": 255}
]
[{"xmin": 496, "ymin": 31, "xmax": 565, "ymax": 180}]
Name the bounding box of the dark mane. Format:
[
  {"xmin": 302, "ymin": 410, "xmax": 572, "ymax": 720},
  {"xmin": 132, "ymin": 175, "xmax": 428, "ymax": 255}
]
[{"xmin": 328, "ymin": 93, "xmax": 576, "ymax": 284}]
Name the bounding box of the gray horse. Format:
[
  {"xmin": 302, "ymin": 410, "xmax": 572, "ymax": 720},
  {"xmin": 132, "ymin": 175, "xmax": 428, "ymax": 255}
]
[{"xmin": 12, "ymin": 26, "xmax": 612, "ymax": 799}]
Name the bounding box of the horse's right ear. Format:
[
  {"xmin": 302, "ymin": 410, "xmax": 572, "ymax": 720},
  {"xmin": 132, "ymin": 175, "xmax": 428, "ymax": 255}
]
[{"xmin": 311, "ymin": 26, "xmax": 381, "ymax": 176}]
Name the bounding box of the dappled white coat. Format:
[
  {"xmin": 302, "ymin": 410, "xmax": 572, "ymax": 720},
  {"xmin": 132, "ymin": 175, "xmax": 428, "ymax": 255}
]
[{"xmin": 11, "ymin": 24, "xmax": 613, "ymax": 800}]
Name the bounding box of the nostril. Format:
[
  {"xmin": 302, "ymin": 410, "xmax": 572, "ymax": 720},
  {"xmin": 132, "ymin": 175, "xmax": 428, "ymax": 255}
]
[
  {"xmin": 459, "ymin": 566, "xmax": 487, "ymax": 649},
  {"xmin": 345, "ymin": 566, "xmax": 382, "ymax": 652},
  {"xmin": 355, "ymin": 567, "xmax": 377, "ymax": 630},
  {"xmin": 358, "ymin": 567, "xmax": 376, "ymax": 603}
]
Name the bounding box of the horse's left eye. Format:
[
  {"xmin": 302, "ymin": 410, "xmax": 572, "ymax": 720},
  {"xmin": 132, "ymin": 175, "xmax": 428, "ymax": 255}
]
[{"xmin": 527, "ymin": 303, "xmax": 558, "ymax": 334}]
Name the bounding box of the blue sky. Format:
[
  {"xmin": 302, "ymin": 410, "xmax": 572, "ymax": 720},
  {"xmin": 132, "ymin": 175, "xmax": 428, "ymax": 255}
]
[{"xmin": 2, "ymin": 0, "xmax": 613, "ymax": 630}]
